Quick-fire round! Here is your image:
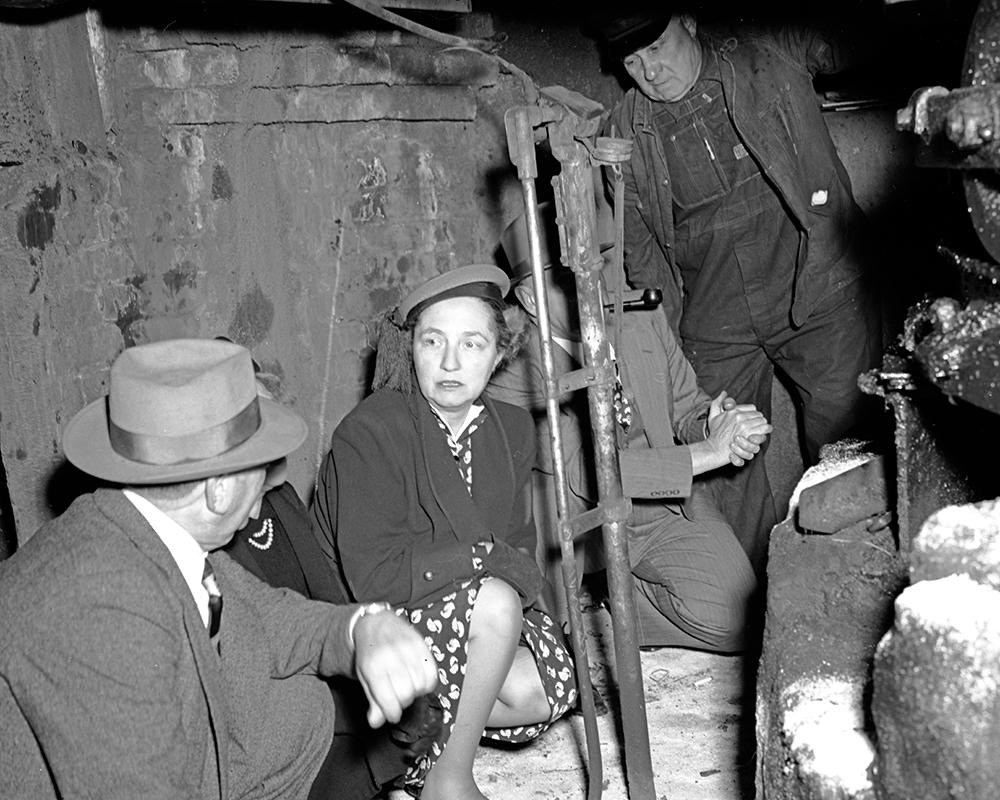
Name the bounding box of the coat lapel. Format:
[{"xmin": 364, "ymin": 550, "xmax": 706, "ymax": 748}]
[
  {"xmin": 410, "ymin": 391, "xmax": 512, "ymax": 542},
  {"xmin": 208, "ymin": 551, "xmax": 268, "ymax": 781},
  {"xmin": 94, "ymin": 490, "xmax": 230, "ymax": 800}
]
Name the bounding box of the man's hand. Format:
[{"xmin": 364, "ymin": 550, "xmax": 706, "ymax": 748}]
[
  {"xmin": 353, "ymin": 611, "xmax": 438, "ymax": 729},
  {"xmin": 706, "ymin": 390, "xmax": 773, "ymax": 468}
]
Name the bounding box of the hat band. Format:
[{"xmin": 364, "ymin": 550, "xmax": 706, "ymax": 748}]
[
  {"xmin": 109, "ymin": 398, "xmax": 262, "ymax": 466},
  {"xmin": 404, "ymin": 281, "xmax": 504, "ymax": 325}
]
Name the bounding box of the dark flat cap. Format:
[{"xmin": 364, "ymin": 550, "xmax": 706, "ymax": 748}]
[
  {"xmin": 397, "ymin": 264, "xmax": 510, "ymax": 322},
  {"xmin": 589, "ymin": 2, "xmax": 674, "ymax": 60}
]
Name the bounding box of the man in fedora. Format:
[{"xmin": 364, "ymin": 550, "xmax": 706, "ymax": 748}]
[
  {"xmin": 0, "ymin": 338, "xmax": 437, "ymax": 800},
  {"xmin": 488, "ymin": 203, "xmax": 765, "ymax": 651},
  {"xmin": 592, "ymin": 2, "xmax": 884, "ymax": 573}
]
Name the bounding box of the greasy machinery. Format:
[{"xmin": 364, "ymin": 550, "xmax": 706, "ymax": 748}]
[{"xmin": 873, "ymin": 0, "xmax": 1000, "ymax": 550}]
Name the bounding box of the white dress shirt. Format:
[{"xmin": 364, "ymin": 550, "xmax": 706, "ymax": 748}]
[{"xmin": 122, "ymin": 489, "xmax": 212, "ymax": 629}]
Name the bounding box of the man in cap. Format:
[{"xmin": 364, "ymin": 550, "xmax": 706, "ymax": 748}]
[
  {"xmin": 488, "ymin": 203, "xmax": 765, "ymax": 651},
  {"xmin": 594, "ymin": 4, "xmax": 883, "ymax": 570},
  {"xmin": 0, "ymin": 338, "xmax": 437, "ymax": 800}
]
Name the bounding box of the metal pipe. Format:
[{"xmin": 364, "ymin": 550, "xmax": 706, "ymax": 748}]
[
  {"xmin": 551, "ymin": 136, "xmax": 656, "ymax": 800},
  {"xmin": 504, "ymin": 105, "xmax": 604, "ymax": 800}
]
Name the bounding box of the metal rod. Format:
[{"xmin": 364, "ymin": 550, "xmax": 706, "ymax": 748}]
[
  {"xmin": 505, "ymin": 106, "xmax": 604, "ymax": 800},
  {"xmin": 551, "ymin": 140, "xmax": 656, "ymax": 800}
]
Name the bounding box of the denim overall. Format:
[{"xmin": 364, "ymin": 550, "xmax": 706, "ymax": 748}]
[{"xmin": 614, "ymin": 32, "xmax": 883, "ymax": 571}]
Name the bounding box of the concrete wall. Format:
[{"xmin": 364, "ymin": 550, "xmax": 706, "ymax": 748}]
[{"xmin": 0, "ymin": 3, "xmax": 930, "ymax": 548}]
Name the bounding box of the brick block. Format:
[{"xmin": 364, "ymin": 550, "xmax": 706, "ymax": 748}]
[{"xmin": 797, "ymin": 454, "xmax": 888, "ymax": 533}]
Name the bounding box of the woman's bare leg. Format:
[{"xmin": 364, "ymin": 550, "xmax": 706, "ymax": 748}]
[
  {"xmin": 487, "ymin": 648, "xmax": 550, "ymax": 728},
  {"xmin": 420, "ymin": 579, "xmax": 522, "ymax": 800}
]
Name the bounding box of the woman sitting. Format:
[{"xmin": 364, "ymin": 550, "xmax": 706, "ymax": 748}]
[{"xmin": 312, "ymin": 264, "xmax": 577, "ymax": 800}]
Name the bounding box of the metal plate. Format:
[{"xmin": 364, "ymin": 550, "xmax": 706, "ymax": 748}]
[{"xmin": 963, "ymin": 0, "xmax": 1000, "ymax": 261}]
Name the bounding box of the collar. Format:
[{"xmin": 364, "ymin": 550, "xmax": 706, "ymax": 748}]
[
  {"xmin": 122, "ymin": 489, "xmax": 211, "ymax": 628},
  {"xmin": 430, "ymin": 400, "xmax": 485, "ymax": 440}
]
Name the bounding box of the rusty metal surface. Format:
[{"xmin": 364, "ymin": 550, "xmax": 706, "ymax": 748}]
[
  {"xmin": 505, "ymin": 98, "xmax": 657, "ymax": 799},
  {"xmin": 550, "ymin": 130, "xmax": 655, "ymax": 800},
  {"xmin": 885, "ymin": 389, "xmax": 974, "ymax": 552},
  {"xmin": 896, "ymin": 85, "xmax": 1000, "ymax": 157},
  {"xmin": 963, "ymin": 0, "xmax": 1000, "ymax": 261},
  {"xmin": 901, "ymin": 295, "xmax": 1000, "ymax": 415},
  {"xmin": 912, "ymin": 298, "xmax": 1000, "ymax": 414},
  {"xmin": 505, "ymin": 104, "xmax": 604, "ymax": 800},
  {"xmin": 864, "ymin": 347, "xmax": 1000, "ymax": 553},
  {"xmin": 938, "ymin": 245, "xmax": 1000, "ymax": 301},
  {"xmin": 894, "ymin": 0, "xmax": 1000, "ymax": 260}
]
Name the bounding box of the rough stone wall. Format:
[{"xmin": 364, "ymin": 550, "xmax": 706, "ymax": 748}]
[
  {"xmin": 757, "ymin": 449, "xmax": 909, "ymax": 800},
  {"xmin": 0, "ymin": 10, "xmax": 125, "ymax": 542},
  {"xmin": 0, "ymin": 5, "xmax": 530, "ymax": 543},
  {"xmin": 0, "ymin": 3, "xmax": 926, "ymax": 551}
]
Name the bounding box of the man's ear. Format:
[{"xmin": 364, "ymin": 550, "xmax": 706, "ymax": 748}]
[
  {"xmin": 514, "ymin": 282, "xmax": 536, "ymax": 315},
  {"xmin": 203, "ymin": 475, "xmax": 235, "ymax": 516}
]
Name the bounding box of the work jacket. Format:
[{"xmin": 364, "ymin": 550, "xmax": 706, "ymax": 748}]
[{"xmin": 607, "ymin": 27, "xmax": 869, "ymax": 330}]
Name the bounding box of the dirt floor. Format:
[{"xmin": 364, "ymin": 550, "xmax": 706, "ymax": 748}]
[
  {"xmin": 474, "ymin": 605, "xmax": 753, "ymax": 800},
  {"xmin": 472, "ymin": 381, "xmax": 804, "ymax": 800}
]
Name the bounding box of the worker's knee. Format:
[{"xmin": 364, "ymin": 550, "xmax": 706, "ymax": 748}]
[{"xmin": 640, "ymin": 572, "xmax": 755, "ymax": 652}]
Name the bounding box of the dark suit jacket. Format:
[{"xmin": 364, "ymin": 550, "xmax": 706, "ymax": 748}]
[
  {"xmin": 0, "ymin": 488, "xmax": 357, "ymax": 800},
  {"xmin": 312, "ymin": 388, "xmax": 538, "ymax": 608},
  {"xmin": 225, "ymin": 482, "xmax": 411, "ymax": 800}
]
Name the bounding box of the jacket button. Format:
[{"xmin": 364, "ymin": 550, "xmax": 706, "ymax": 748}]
[{"xmin": 423, "ymin": 570, "xmax": 434, "ymax": 581}]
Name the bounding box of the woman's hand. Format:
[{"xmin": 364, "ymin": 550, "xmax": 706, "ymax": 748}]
[{"xmin": 704, "ymin": 391, "xmax": 773, "ymax": 469}]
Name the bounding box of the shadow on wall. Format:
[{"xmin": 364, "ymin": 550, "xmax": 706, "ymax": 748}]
[
  {"xmin": 44, "ymin": 461, "xmax": 103, "ymax": 528},
  {"xmin": 0, "ymin": 449, "xmax": 16, "ymax": 560}
]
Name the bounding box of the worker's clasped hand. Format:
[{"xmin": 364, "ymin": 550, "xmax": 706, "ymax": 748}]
[
  {"xmin": 353, "ymin": 611, "xmax": 439, "ymax": 729},
  {"xmin": 707, "ymin": 391, "xmax": 773, "ymax": 468}
]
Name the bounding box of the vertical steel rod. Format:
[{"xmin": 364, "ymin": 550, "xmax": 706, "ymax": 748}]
[
  {"xmin": 551, "ymin": 140, "xmax": 656, "ymax": 800},
  {"xmin": 505, "ymin": 106, "xmax": 604, "ymax": 800}
]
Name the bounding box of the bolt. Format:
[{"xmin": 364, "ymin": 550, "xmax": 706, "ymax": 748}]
[{"xmin": 895, "ymin": 105, "xmax": 915, "ymax": 132}]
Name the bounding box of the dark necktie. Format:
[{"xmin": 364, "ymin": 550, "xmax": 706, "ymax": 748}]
[{"xmin": 202, "ymin": 560, "xmax": 223, "ymax": 648}]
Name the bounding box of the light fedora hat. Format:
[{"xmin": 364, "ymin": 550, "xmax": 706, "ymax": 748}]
[{"xmin": 63, "ymin": 338, "xmax": 308, "ymax": 484}]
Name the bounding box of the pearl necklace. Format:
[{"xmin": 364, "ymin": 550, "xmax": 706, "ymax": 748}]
[{"xmin": 248, "ymin": 518, "xmax": 274, "ymax": 550}]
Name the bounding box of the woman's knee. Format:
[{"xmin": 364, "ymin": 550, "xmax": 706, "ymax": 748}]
[
  {"xmin": 492, "ymin": 648, "xmax": 550, "ymax": 726},
  {"xmin": 470, "ymin": 578, "xmax": 523, "ymax": 643}
]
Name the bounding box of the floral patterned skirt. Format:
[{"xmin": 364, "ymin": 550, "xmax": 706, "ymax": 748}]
[{"xmin": 402, "ymin": 575, "xmax": 577, "ymax": 789}]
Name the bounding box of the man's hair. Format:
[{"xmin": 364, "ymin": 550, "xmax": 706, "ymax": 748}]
[{"xmin": 129, "ymin": 479, "xmax": 204, "ymax": 504}]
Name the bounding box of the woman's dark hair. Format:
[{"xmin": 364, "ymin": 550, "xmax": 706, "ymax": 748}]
[{"xmin": 371, "ymin": 298, "xmax": 528, "ymax": 395}]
